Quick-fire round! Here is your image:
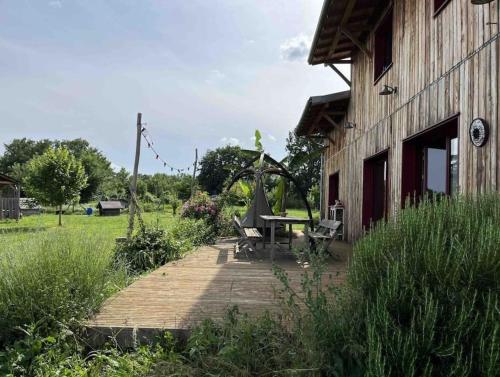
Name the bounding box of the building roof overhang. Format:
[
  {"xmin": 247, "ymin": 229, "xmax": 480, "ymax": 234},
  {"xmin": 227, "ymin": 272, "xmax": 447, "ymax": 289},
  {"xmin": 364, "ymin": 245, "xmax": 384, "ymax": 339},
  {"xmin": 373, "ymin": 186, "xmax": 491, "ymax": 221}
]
[
  {"xmin": 295, "ymin": 90, "xmax": 350, "ymax": 137},
  {"xmin": 308, "ymin": 0, "xmax": 391, "ymax": 65},
  {"xmin": 0, "ymin": 173, "xmax": 18, "ymax": 185}
]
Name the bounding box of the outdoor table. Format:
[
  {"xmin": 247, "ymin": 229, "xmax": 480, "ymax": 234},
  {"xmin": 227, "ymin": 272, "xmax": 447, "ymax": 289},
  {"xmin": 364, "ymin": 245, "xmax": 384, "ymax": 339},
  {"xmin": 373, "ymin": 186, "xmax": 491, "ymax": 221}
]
[{"xmin": 259, "ymin": 215, "xmax": 310, "ymax": 260}]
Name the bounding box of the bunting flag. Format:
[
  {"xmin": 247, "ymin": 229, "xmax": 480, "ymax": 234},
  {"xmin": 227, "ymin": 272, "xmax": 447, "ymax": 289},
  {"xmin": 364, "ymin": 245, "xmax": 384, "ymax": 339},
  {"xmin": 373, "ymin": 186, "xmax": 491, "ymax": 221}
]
[{"xmin": 140, "ymin": 125, "xmax": 193, "ymax": 173}]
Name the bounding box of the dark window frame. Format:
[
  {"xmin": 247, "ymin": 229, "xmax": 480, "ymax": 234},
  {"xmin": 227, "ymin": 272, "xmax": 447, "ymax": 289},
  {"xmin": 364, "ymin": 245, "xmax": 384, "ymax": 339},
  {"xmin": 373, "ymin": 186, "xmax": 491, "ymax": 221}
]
[
  {"xmin": 328, "ymin": 171, "xmax": 340, "ymax": 207},
  {"xmin": 434, "ymin": 0, "xmax": 452, "ymax": 17},
  {"xmin": 373, "ymin": 7, "xmax": 394, "ymax": 84},
  {"xmin": 362, "ymin": 149, "xmax": 390, "ymax": 228},
  {"xmin": 401, "ymin": 114, "xmax": 460, "ymax": 206}
]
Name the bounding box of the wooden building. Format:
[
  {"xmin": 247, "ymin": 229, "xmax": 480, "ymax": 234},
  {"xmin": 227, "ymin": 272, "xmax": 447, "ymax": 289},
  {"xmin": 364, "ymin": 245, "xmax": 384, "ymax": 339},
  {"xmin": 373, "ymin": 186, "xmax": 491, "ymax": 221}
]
[
  {"xmin": 97, "ymin": 201, "xmax": 123, "ymax": 216},
  {"xmin": 296, "ymin": 0, "xmax": 499, "ymax": 241},
  {"xmin": 0, "ymin": 173, "xmax": 21, "ymax": 220}
]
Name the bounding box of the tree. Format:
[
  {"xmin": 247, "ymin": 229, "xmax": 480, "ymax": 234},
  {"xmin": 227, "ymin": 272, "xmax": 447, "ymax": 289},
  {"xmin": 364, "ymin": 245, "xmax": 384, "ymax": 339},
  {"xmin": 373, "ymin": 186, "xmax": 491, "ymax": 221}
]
[
  {"xmin": 197, "ymin": 146, "xmax": 248, "ymax": 194},
  {"xmin": 0, "ymin": 138, "xmax": 52, "ymax": 175},
  {"xmin": 55, "ymin": 139, "xmax": 113, "ymax": 203},
  {"xmin": 285, "ymin": 131, "xmax": 322, "ymax": 195},
  {"xmin": 25, "ymin": 147, "xmax": 88, "ymax": 226},
  {"xmin": 100, "ymin": 167, "xmax": 130, "ymax": 200},
  {"xmin": 174, "ymin": 174, "xmax": 195, "ymax": 200},
  {"xmin": 0, "ymin": 138, "xmax": 112, "ymax": 203}
]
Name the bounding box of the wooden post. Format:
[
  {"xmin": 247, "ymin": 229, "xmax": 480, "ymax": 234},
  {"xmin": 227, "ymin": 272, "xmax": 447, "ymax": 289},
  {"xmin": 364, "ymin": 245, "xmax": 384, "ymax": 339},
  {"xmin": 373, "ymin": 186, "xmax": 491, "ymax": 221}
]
[
  {"xmin": 190, "ymin": 148, "xmax": 198, "ymax": 199},
  {"xmin": 127, "ymin": 113, "xmax": 142, "ymax": 239},
  {"xmin": 15, "ymin": 184, "xmax": 20, "ymax": 221}
]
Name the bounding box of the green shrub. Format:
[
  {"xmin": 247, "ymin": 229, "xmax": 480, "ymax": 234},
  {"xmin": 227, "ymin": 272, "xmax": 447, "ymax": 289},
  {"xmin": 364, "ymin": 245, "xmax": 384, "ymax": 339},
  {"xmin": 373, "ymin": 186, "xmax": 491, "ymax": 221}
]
[
  {"xmin": 116, "ymin": 218, "xmax": 218, "ymax": 275},
  {"xmin": 170, "ymin": 218, "xmax": 217, "ymax": 246},
  {"xmin": 115, "ymin": 225, "xmax": 192, "ymax": 274},
  {"xmin": 0, "ymin": 325, "xmax": 179, "ymax": 376},
  {"xmin": 215, "ymin": 209, "xmax": 237, "ymax": 238},
  {"xmin": 348, "ymin": 195, "xmax": 500, "ymax": 376},
  {"xmin": 151, "ymin": 307, "xmax": 302, "ymax": 376},
  {"xmin": 0, "ymin": 231, "xmax": 128, "ymax": 347}
]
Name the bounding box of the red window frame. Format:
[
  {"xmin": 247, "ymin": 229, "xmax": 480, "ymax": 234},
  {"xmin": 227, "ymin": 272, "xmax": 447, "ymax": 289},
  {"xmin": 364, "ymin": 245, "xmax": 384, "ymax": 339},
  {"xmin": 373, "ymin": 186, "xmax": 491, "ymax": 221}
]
[
  {"xmin": 401, "ymin": 115, "xmax": 459, "ymax": 207},
  {"xmin": 373, "ymin": 8, "xmax": 393, "ymax": 83},
  {"xmin": 328, "ymin": 172, "xmax": 339, "ymax": 207},
  {"xmin": 362, "ymin": 150, "xmax": 389, "ymax": 228}
]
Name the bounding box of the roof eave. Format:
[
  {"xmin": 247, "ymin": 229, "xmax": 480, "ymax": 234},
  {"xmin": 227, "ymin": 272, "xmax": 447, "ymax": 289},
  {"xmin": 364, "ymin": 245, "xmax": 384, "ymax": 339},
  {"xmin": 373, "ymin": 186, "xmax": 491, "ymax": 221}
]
[
  {"xmin": 308, "ymin": 0, "xmax": 332, "ymax": 65},
  {"xmin": 295, "ymin": 90, "xmax": 351, "ymax": 137}
]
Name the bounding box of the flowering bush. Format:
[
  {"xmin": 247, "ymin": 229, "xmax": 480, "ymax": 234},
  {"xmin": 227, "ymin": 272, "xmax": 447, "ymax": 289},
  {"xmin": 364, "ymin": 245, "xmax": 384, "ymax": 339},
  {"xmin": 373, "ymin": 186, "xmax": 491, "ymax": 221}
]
[{"xmin": 181, "ymin": 192, "xmax": 219, "ymax": 223}]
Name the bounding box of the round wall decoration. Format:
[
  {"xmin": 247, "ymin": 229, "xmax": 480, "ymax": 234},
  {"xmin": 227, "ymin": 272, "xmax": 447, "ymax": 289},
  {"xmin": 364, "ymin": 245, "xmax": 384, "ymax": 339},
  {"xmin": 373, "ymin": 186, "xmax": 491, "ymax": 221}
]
[{"xmin": 469, "ymin": 118, "xmax": 489, "ymax": 147}]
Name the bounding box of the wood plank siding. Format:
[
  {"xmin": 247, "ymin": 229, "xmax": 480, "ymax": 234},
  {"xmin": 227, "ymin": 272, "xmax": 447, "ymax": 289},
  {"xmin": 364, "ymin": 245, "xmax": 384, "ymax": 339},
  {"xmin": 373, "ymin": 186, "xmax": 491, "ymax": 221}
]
[{"xmin": 320, "ymin": 0, "xmax": 499, "ymax": 241}]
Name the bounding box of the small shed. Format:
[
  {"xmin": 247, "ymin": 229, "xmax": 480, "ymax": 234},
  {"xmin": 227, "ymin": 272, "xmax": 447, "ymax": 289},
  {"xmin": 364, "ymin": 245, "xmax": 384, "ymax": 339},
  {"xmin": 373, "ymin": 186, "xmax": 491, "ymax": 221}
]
[
  {"xmin": 97, "ymin": 201, "xmax": 122, "ymax": 216},
  {"xmin": 0, "ymin": 173, "xmax": 21, "ymax": 220}
]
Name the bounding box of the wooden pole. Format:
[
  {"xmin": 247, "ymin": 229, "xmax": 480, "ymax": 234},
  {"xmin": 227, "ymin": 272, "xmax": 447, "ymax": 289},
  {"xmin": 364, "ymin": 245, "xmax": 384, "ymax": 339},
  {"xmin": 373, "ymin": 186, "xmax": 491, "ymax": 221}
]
[
  {"xmin": 127, "ymin": 112, "xmax": 142, "ymax": 239},
  {"xmin": 190, "ymin": 148, "xmax": 198, "ymax": 199}
]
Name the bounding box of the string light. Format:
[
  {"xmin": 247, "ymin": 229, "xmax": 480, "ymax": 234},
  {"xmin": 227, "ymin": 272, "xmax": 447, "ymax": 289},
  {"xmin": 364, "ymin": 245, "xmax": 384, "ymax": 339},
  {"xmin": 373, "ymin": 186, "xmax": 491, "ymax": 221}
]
[{"xmin": 140, "ymin": 126, "xmax": 193, "ymax": 173}]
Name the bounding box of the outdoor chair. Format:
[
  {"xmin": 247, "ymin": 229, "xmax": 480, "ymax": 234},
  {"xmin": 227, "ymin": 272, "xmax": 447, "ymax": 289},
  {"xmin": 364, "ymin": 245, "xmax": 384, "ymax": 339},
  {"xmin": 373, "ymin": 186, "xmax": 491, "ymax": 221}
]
[
  {"xmin": 233, "ymin": 215, "xmax": 263, "ymax": 255},
  {"xmin": 308, "ymin": 220, "xmax": 342, "ymax": 254}
]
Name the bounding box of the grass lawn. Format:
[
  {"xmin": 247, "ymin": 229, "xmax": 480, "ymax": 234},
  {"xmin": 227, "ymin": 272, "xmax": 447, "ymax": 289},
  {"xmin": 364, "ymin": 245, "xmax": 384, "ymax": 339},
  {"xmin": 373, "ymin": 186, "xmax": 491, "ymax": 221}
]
[
  {"xmin": 0, "ymin": 206, "xmax": 318, "ymax": 249},
  {"xmin": 0, "ymin": 210, "xmax": 177, "ymax": 248}
]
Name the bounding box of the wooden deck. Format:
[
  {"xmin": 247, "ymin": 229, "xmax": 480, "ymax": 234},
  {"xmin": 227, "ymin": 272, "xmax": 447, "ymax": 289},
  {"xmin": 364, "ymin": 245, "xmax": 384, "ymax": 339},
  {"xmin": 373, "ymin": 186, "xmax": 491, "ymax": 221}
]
[{"xmin": 86, "ymin": 236, "xmax": 352, "ymax": 347}]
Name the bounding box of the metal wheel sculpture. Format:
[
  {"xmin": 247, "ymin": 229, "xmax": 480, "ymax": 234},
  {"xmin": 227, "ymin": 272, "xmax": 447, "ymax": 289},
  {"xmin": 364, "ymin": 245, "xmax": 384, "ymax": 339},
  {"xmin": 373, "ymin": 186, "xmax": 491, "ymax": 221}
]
[{"xmin": 226, "ymin": 151, "xmax": 314, "ymax": 228}]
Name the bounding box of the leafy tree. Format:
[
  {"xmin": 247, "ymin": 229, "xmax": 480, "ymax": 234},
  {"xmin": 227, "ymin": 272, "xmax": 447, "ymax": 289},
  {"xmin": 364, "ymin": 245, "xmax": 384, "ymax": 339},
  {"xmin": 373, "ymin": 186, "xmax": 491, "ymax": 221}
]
[
  {"xmin": 55, "ymin": 139, "xmax": 113, "ymax": 203},
  {"xmin": 198, "ymin": 146, "xmax": 248, "ymax": 195},
  {"xmin": 174, "ymin": 174, "xmax": 195, "ymax": 200},
  {"xmin": 0, "ymin": 138, "xmax": 52, "ymax": 175},
  {"xmin": 24, "ymin": 147, "xmax": 88, "ymax": 226},
  {"xmin": 1, "ymin": 138, "xmax": 112, "ymax": 203},
  {"xmin": 285, "ymin": 131, "xmax": 322, "ymax": 195},
  {"xmin": 101, "ymin": 167, "xmax": 130, "ymax": 200}
]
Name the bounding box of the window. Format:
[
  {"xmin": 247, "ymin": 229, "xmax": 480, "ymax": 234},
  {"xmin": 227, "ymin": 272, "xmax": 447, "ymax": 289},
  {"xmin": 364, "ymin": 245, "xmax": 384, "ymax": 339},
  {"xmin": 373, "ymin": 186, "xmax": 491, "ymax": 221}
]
[
  {"xmin": 328, "ymin": 172, "xmax": 339, "ymax": 205},
  {"xmin": 362, "ymin": 151, "xmax": 389, "ymax": 228},
  {"xmin": 328, "ymin": 172, "xmax": 340, "ymax": 219},
  {"xmin": 373, "ymin": 8, "xmax": 393, "ymax": 82},
  {"xmin": 434, "ymin": 0, "xmax": 451, "ymax": 16},
  {"xmin": 401, "ymin": 116, "xmax": 459, "ymax": 205}
]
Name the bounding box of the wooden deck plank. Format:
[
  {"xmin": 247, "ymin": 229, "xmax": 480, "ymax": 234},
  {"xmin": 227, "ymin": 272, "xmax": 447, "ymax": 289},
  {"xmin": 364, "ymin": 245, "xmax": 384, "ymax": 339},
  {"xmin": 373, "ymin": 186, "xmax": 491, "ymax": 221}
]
[{"xmin": 86, "ymin": 237, "xmax": 351, "ymax": 346}]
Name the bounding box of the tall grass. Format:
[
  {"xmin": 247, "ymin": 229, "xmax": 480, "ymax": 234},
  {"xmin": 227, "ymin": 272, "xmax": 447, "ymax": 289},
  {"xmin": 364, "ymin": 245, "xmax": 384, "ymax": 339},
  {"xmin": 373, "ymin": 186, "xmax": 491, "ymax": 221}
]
[
  {"xmin": 350, "ymin": 194, "xmax": 500, "ymax": 376},
  {"xmin": 0, "ymin": 230, "xmax": 128, "ymax": 346}
]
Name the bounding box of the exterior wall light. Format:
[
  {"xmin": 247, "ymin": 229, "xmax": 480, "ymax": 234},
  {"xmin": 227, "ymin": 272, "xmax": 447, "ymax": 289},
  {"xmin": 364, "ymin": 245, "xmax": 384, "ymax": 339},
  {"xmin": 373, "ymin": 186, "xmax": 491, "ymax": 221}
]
[
  {"xmin": 379, "ymin": 85, "xmax": 398, "ymax": 96},
  {"xmin": 344, "ymin": 122, "xmax": 356, "ymax": 129},
  {"xmin": 471, "ymin": 0, "xmax": 494, "ymax": 4}
]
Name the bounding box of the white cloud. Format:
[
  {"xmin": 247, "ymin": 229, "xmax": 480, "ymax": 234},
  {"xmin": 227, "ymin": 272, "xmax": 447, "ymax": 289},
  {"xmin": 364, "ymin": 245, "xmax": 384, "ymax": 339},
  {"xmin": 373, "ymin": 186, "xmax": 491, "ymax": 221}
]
[
  {"xmin": 48, "ymin": 0, "xmax": 62, "ymax": 8},
  {"xmin": 205, "ymin": 69, "xmax": 226, "ymax": 84},
  {"xmin": 220, "ymin": 137, "xmax": 239, "ymax": 146},
  {"xmin": 267, "ymin": 134, "xmax": 276, "ymax": 142},
  {"xmin": 280, "ymin": 34, "xmax": 311, "ymax": 62}
]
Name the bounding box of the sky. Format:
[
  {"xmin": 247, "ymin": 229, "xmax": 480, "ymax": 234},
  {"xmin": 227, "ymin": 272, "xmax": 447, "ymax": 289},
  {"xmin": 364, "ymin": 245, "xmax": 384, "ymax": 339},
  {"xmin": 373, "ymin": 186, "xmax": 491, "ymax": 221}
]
[{"xmin": 0, "ymin": 0, "xmax": 349, "ymax": 174}]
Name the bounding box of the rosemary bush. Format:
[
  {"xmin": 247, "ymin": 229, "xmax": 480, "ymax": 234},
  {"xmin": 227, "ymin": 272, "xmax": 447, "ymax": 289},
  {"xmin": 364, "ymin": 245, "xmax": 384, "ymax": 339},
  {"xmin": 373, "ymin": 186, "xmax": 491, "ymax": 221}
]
[{"xmin": 350, "ymin": 195, "xmax": 500, "ymax": 376}]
